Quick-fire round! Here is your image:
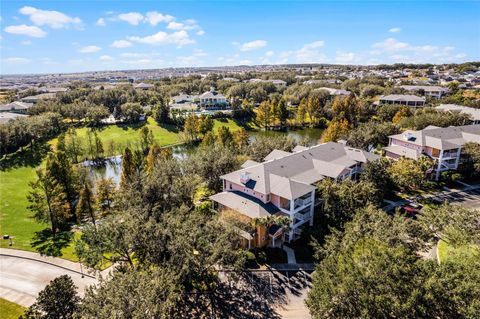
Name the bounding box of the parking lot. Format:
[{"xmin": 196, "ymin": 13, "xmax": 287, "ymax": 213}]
[{"xmin": 429, "ymin": 187, "xmax": 480, "ymax": 209}]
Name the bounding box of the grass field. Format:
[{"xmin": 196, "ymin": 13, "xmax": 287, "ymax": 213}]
[
  {"xmin": 0, "ymin": 117, "xmax": 245, "ymax": 260},
  {"xmin": 0, "ymin": 298, "xmax": 26, "ymax": 319},
  {"xmin": 437, "ymin": 239, "xmax": 480, "ymax": 263}
]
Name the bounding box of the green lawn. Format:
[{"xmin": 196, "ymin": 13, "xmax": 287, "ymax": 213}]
[
  {"xmin": 0, "ymin": 298, "xmax": 26, "ymax": 319},
  {"xmin": 437, "ymin": 239, "xmax": 480, "ymax": 263},
  {"xmin": 0, "ymin": 117, "xmax": 245, "ymax": 260}
]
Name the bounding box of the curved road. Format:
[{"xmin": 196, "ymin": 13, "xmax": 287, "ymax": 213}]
[{"xmin": 0, "ymin": 255, "xmax": 97, "ymax": 307}]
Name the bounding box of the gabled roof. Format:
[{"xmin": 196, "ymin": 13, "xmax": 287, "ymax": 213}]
[
  {"xmin": 0, "ymin": 101, "xmax": 33, "ymax": 111},
  {"xmin": 379, "ymin": 94, "xmax": 426, "ymax": 102},
  {"xmin": 210, "ymin": 191, "xmax": 279, "ymax": 219},
  {"xmin": 221, "ymin": 142, "xmax": 380, "ymax": 199},
  {"xmin": 199, "ymin": 90, "xmax": 226, "ymax": 99},
  {"xmin": 437, "ymin": 104, "xmax": 480, "ymax": 121},
  {"xmin": 388, "ymin": 124, "xmax": 480, "ymax": 150}
]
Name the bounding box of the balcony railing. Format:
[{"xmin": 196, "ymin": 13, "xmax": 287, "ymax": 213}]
[{"xmin": 294, "ymin": 211, "xmax": 311, "ymax": 221}]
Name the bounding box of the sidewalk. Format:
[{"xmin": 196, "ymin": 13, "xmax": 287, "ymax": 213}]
[{"xmin": 0, "ymin": 248, "xmax": 109, "ymax": 278}]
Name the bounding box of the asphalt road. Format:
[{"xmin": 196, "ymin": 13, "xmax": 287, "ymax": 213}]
[
  {"xmin": 430, "ymin": 187, "xmax": 480, "ymax": 208},
  {"xmin": 0, "ymin": 255, "xmax": 97, "ymax": 307}
]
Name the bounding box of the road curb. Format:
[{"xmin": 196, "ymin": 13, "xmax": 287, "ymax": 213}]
[{"xmin": 0, "ymin": 253, "xmax": 96, "ymax": 279}]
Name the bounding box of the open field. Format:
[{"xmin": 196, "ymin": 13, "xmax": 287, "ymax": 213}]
[
  {"xmin": 437, "ymin": 239, "xmax": 480, "ymax": 263},
  {"xmin": 0, "ymin": 298, "xmax": 26, "ymax": 319},
  {"xmin": 0, "ymin": 118, "xmax": 246, "ymax": 259}
]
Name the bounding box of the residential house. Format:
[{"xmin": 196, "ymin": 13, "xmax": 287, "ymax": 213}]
[
  {"xmin": 0, "ymin": 112, "xmax": 28, "ymax": 124},
  {"xmin": 20, "ymin": 93, "xmax": 56, "ymax": 104},
  {"xmin": 169, "ymin": 93, "xmax": 198, "ymax": 111},
  {"xmin": 437, "ymin": 104, "xmax": 480, "ymax": 124},
  {"xmin": 385, "ymin": 124, "xmax": 480, "ymax": 179},
  {"xmin": 377, "ymin": 94, "xmax": 426, "ymax": 107},
  {"xmin": 0, "ymin": 101, "xmax": 33, "ymax": 114},
  {"xmin": 316, "ymin": 87, "xmax": 351, "ymax": 97},
  {"xmin": 198, "ymin": 89, "xmax": 228, "ymax": 110},
  {"xmin": 210, "ymin": 142, "xmax": 380, "ymax": 248},
  {"xmin": 400, "ymin": 85, "xmax": 449, "ymax": 99},
  {"xmin": 134, "ymin": 82, "xmax": 154, "ymax": 90}
]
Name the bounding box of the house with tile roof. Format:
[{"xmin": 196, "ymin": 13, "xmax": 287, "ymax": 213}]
[
  {"xmin": 385, "ymin": 124, "xmax": 480, "ymax": 179},
  {"xmin": 0, "ymin": 101, "xmax": 33, "ymax": 114},
  {"xmin": 210, "ymin": 142, "xmax": 380, "ymax": 248},
  {"xmin": 400, "ymin": 85, "xmax": 449, "ymax": 99},
  {"xmin": 378, "ymin": 94, "xmax": 426, "ymax": 107},
  {"xmin": 437, "ymin": 104, "xmax": 480, "ymax": 124}
]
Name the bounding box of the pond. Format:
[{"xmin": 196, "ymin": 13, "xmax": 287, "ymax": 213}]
[{"xmin": 86, "ymin": 127, "xmax": 324, "ymax": 183}]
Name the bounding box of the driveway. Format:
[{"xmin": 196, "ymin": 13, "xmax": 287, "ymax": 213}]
[{"xmin": 0, "ymin": 255, "xmax": 97, "ymax": 307}]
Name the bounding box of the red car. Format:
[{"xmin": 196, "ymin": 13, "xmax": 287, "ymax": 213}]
[{"xmin": 400, "ymin": 203, "xmax": 423, "ymax": 218}]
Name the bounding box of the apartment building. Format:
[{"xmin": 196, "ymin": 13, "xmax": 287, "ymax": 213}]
[
  {"xmin": 385, "ymin": 124, "xmax": 480, "ymax": 179},
  {"xmin": 210, "ymin": 142, "xmax": 380, "ymax": 248}
]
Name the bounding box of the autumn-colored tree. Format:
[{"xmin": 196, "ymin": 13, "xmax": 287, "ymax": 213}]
[
  {"xmin": 392, "ymin": 106, "xmax": 412, "ymax": 124},
  {"xmin": 216, "ymin": 126, "xmax": 234, "ymax": 147},
  {"xmin": 256, "ymin": 101, "xmax": 271, "ymax": 129},
  {"xmin": 76, "ymin": 181, "xmax": 96, "ymax": 226},
  {"xmin": 320, "ymin": 119, "xmax": 350, "ymax": 142},
  {"xmin": 233, "ymin": 128, "xmax": 250, "ymax": 148},
  {"xmin": 95, "ymin": 177, "xmax": 116, "ymax": 216},
  {"xmin": 296, "ymin": 98, "xmax": 307, "ymax": 125}
]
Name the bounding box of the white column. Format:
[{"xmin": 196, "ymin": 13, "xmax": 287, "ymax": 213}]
[
  {"xmin": 309, "ymin": 191, "xmax": 315, "ymax": 226},
  {"xmin": 288, "ymin": 198, "xmax": 294, "ymax": 241},
  {"xmin": 435, "ymin": 150, "xmax": 444, "ymax": 180},
  {"xmin": 454, "ymin": 148, "xmax": 461, "ymax": 169}
]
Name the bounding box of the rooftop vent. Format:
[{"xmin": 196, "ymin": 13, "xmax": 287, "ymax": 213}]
[
  {"xmin": 240, "ymin": 172, "xmax": 251, "ymax": 184},
  {"xmin": 403, "ymin": 133, "xmax": 416, "ymax": 141}
]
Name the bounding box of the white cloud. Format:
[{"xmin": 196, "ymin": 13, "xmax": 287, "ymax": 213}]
[
  {"xmin": 372, "ymin": 38, "xmax": 409, "ymax": 51},
  {"xmin": 371, "ymin": 37, "xmax": 467, "ymax": 63},
  {"xmin": 117, "ymin": 12, "xmax": 144, "ymax": 25},
  {"xmin": 127, "ymin": 30, "xmax": 194, "ymax": 46},
  {"xmin": 4, "ymin": 57, "xmax": 31, "ymax": 64},
  {"xmin": 196, "ymin": 30, "xmax": 205, "ymax": 36},
  {"xmin": 100, "ymin": 55, "xmax": 114, "ymax": 61},
  {"xmin": 19, "ymin": 6, "xmax": 82, "ymax": 29},
  {"xmin": 334, "ymin": 51, "xmax": 358, "ymax": 64},
  {"xmin": 96, "ymin": 18, "xmax": 106, "ymax": 26},
  {"xmin": 235, "ymin": 40, "xmax": 267, "ymax": 51},
  {"xmin": 4, "ymin": 24, "xmax": 46, "ymax": 38},
  {"xmin": 265, "ymin": 51, "xmax": 274, "ymax": 57},
  {"xmin": 21, "ymin": 40, "xmax": 32, "ymax": 45},
  {"xmin": 111, "ymin": 39, "xmax": 132, "ymax": 48},
  {"xmin": 79, "ymin": 45, "xmax": 101, "ymax": 53},
  {"xmin": 145, "ymin": 11, "xmax": 174, "ymax": 25},
  {"xmin": 389, "ymin": 27, "xmax": 401, "ymax": 33},
  {"xmin": 291, "ymin": 41, "xmax": 326, "ymax": 63},
  {"xmin": 176, "ymin": 50, "xmax": 207, "ymax": 66},
  {"xmin": 40, "ymin": 57, "xmax": 58, "ymax": 65},
  {"xmin": 167, "ymin": 20, "xmax": 198, "ymax": 30}
]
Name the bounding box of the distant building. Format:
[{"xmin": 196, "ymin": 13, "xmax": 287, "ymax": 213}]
[
  {"xmin": 378, "ymin": 94, "xmax": 426, "ymax": 107},
  {"xmin": 21, "ymin": 93, "xmax": 56, "ymax": 104},
  {"xmin": 199, "ymin": 89, "xmax": 228, "ymax": 110},
  {"xmin": 0, "ymin": 112, "xmax": 28, "ymax": 124},
  {"xmin": 400, "ymin": 85, "xmax": 449, "ymax": 99},
  {"xmin": 385, "ymin": 124, "xmax": 480, "ymax": 179},
  {"xmin": 437, "ymin": 104, "xmax": 480, "ymax": 124},
  {"xmin": 169, "ymin": 93, "xmax": 198, "ymax": 111},
  {"xmin": 134, "ymin": 82, "xmax": 154, "ymax": 90},
  {"xmin": 0, "ymin": 101, "xmax": 33, "ymax": 114},
  {"xmin": 316, "ymin": 87, "xmax": 351, "ymax": 97}
]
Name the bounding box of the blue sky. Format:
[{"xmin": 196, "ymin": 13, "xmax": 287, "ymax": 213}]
[{"xmin": 1, "ymin": 1, "xmax": 479, "ymax": 74}]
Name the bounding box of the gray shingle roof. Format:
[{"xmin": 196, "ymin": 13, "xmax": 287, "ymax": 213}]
[
  {"xmin": 221, "ymin": 142, "xmax": 380, "ymax": 199},
  {"xmin": 210, "ymin": 191, "xmax": 279, "ymax": 219}
]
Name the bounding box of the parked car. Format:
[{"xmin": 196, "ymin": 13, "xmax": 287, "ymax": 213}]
[{"xmin": 399, "ymin": 203, "xmax": 423, "ymax": 219}]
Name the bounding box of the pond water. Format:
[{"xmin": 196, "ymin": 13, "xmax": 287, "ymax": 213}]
[{"xmin": 86, "ymin": 127, "xmax": 324, "ymax": 183}]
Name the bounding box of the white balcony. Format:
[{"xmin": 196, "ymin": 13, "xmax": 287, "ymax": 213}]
[{"xmin": 294, "ymin": 211, "xmax": 311, "ymax": 221}]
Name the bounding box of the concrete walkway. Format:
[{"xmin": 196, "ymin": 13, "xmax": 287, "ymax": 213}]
[{"xmin": 282, "ymin": 245, "xmax": 297, "ymax": 264}]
